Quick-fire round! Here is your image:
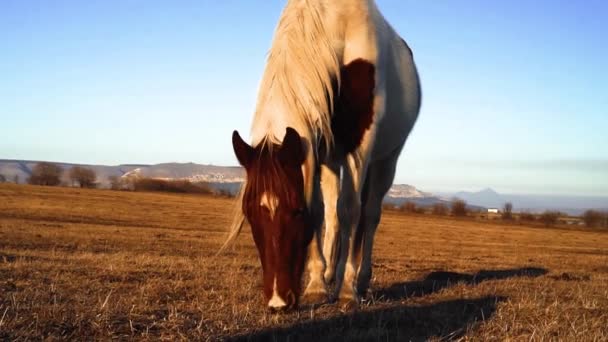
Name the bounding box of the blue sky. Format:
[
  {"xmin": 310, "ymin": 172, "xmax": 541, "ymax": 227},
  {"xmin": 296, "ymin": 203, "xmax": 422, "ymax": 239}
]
[{"xmin": 1, "ymin": 1, "xmax": 606, "ymax": 196}]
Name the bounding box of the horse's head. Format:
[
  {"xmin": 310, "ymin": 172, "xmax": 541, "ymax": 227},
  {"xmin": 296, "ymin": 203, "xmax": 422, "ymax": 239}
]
[{"xmin": 232, "ymin": 127, "xmax": 313, "ymax": 311}]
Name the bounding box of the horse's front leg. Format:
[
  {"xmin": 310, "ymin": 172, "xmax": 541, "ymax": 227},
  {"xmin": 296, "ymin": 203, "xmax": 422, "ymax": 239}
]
[
  {"xmin": 302, "ymin": 164, "xmax": 340, "ymax": 306},
  {"xmin": 302, "ymin": 230, "xmax": 328, "ymax": 306},
  {"xmin": 320, "ymin": 163, "xmax": 341, "ymax": 284}
]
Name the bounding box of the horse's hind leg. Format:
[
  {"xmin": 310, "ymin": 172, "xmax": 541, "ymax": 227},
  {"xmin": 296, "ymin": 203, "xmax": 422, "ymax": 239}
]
[
  {"xmin": 333, "ymin": 152, "xmax": 367, "ymax": 307},
  {"xmin": 356, "ymin": 152, "xmax": 400, "ymax": 296}
]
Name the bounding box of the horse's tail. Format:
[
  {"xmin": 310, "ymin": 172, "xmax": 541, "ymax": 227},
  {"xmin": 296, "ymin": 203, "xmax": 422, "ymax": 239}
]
[{"xmin": 217, "ymin": 185, "xmax": 246, "ymax": 255}]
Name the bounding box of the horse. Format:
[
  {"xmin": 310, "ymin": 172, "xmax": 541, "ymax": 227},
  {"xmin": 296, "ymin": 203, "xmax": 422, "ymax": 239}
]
[{"xmin": 224, "ymin": 0, "xmax": 421, "ymax": 311}]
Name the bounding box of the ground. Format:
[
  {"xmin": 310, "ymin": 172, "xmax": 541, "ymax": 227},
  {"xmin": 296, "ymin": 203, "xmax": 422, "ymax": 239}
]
[{"xmin": 1, "ymin": 184, "xmax": 607, "ymax": 341}]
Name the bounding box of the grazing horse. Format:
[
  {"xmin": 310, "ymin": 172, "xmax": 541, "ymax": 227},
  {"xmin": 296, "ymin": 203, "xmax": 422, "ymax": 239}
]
[{"xmin": 225, "ymin": 0, "xmax": 421, "ymax": 310}]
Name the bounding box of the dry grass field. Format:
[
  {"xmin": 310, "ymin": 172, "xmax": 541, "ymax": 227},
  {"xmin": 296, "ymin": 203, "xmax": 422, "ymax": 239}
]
[{"xmin": 1, "ymin": 184, "xmax": 607, "ymax": 341}]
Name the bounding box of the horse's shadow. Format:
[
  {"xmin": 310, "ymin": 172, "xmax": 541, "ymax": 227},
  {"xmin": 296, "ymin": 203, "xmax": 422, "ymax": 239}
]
[
  {"xmin": 229, "ymin": 267, "xmax": 548, "ymax": 341},
  {"xmin": 373, "ymin": 266, "xmax": 548, "ymax": 302}
]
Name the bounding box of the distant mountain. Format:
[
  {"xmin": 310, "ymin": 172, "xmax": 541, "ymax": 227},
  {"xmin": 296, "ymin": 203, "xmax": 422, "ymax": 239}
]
[
  {"xmin": 117, "ymin": 163, "xmax": 244, "ymax": 183},
  {"xmin": 504, "ymin": 194, "xmax": 608, "ymax": 216},
  {"xmin": 387, "ymin": 184, "xmax": 432, "ymax": 198},
  {"xmin": 453, "ymin": 188, "xmax": 505, "ymax": 208},
  {"xmin": 383, "ymin": 184, "xmax": 476, "ymax": 210}
]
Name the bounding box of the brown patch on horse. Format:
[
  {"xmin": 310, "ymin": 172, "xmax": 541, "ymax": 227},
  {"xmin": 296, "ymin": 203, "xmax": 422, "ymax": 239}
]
[
  {"xmin": 232, "ymin": 128, "xmax": 313, "ymax": 309},
  {"xmin": 331, "ymin": 59, "xmax": 376, "ymax": 154}
]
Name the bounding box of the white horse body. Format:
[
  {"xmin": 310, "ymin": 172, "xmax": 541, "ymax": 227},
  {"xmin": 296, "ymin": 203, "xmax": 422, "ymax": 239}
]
[{"xmin": 229, "ymin": 0, "xmax": 421, "ymax": 306}]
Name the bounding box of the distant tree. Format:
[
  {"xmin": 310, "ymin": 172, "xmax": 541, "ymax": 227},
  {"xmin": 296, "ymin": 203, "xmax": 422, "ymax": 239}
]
[
  {"xmin": 13, "ymin": 175, "xmax": 19, "ymax": 184},
  {"xmin": 0, "ymin": 174, "xmax": 5, "ymax": 183},
  {"xmin": 108, "ymin": 175, "xmax": 122, "ymax": 190},
  {"xmin": 519, "ymin": 212, "xmax": 536, "ymax": 222},
  {"xmin": 583, "ymin": 210, "xmax": 606, "ymax": 228},
  {"xmin": 432, "ymin": 203, "xmax": 448, "ymax": 216},
  {"xmin": 451, "ymin": 198, "xmax": 468, "ymax": 217},
  {"xmin": 502, "ymin": 202, "xmax": 513, "ymax": 220},
  {"xmin": 68, "ymin": 166, "xmax": 97, "ymax": 188},
  {"xmin": 28, "ymin": 162, "xmax": 63, "ymax": 186},
  {"xmin": 540, "ymin": 211, "xmax": 560, "ymax": 227}
]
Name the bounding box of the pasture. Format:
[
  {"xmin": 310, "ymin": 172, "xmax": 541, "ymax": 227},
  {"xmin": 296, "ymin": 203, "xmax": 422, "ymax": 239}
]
[{"xmin": 1, "ymin": 184, "xmax": 607, "ymax": 340}]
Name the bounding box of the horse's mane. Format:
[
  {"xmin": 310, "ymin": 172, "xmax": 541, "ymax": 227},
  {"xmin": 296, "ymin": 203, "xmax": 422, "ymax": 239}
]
[
  {"xmin": 220, "ymin": 0, "xmax": 340, "ymax": 253},
  {"xmin": 251, "ymin": 0, "xmax": 340, "ymax": 148}
]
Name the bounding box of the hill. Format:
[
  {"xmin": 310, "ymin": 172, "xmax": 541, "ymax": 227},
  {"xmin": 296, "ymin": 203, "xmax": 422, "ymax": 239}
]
[{"xmin": 0, "ymin": 159, "xmax": 431, "ymax": 203}]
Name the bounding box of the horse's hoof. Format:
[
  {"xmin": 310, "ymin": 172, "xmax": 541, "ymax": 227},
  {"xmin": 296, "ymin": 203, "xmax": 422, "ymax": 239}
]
[
  {"xmin": 300, "ymin": 292, "xmax": 329, "ymax": 307},
  {"xmin": 338, "ymin": 297, "xmax": 359, "ymax": 312},
  {"xmin": 356, "ymin": 286, "xmax": 371, "ymax": 299},
  {"xmin": 356, "ymin": 278, "xmax": 371, "ymax": 296}
]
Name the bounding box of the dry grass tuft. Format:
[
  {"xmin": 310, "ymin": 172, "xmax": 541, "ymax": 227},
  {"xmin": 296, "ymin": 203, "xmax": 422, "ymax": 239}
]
[{"xmin": 1, "ymin": 184, "xmax": 607, "ymax": 340}]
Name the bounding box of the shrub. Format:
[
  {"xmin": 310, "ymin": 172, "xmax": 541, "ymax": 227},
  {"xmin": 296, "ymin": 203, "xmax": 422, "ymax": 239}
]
[
  {"xmin": 400, "ymin": 201, "xmax": 418, "ymax": 213},
  {"xmin": 215, "ymin": 189, "xmax": 235, "ymax": 198},
  {"xmin": 0, "ymin": 174, "xmax": 5, "ymax": 183},
  {"xmin": 451, "ymin": 198, "xmax": 468, "ymax": 217},
  {"xmin": 540, "ymin": 211, "xmax": 560, "ymax": 227},
  {"xmin": 133, "ymin": 178, "xmax": 213, "ymax": 194},
  {"xmin": 382, "ymin": 203, "xmax": 397, "ymax": 211},
  {"xmin": 415, "ymin": 206, "xmax": 426, "ymax": 214},
  {"xmin": 108, "ymin": 176, "xmax": 123, "ymax": 190},
  {"xmin": 432, "ymin": 203, "xmax": 448, "ymax": 216},
  {"xmin": 583, "ymin": 210, "xmax": 607, "ymax": 228},
  {"xmin": 519, "ymin": 212, "xmax": 536, "ymax": 222},
  {"xmin": 28, "ymin": 162, "xmax": 63, "ymax": 186}
]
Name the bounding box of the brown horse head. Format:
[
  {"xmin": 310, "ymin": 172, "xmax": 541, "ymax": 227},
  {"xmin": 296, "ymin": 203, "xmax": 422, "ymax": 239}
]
[{"xmin": 232, "ymin": 127, "xmax": 313, "ymax": 310}]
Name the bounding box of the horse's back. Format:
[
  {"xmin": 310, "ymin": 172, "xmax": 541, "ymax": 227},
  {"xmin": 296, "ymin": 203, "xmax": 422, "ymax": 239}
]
[{"xmin": 371, "ymin": 18, "xmax": 421, "ymax": 161}]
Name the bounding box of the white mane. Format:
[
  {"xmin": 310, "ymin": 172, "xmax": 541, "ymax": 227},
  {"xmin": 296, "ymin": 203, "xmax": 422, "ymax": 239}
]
[{"xmin": 250, "ymin": 0, "xmax": 340, "ymax": 149}]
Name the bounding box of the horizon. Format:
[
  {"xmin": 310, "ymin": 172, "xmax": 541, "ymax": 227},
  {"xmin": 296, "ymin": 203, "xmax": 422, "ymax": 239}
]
[
  {"xmin": 2, "ymin": 158, "xmax": 608, "ymax": 200},
  {"xmin": 1, "ymin": 1, "xmax": 607, "ymax": 197}
]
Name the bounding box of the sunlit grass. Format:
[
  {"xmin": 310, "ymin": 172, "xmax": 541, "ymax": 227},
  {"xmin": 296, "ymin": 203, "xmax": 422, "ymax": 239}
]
[{"xmin": 1, "ymin": 184, "xmax": 607, "ymax": 340}]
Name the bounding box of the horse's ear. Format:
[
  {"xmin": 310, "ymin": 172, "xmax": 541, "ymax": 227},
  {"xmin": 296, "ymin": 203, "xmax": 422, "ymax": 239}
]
[
  {"xmin": 232, "ymin": 130, "xmax": 254, "ymax": 169},
  {"xmin": 280, "ymin": 127, "xmax": 305, "ymax": 166}
]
